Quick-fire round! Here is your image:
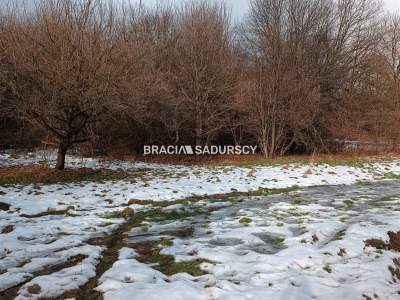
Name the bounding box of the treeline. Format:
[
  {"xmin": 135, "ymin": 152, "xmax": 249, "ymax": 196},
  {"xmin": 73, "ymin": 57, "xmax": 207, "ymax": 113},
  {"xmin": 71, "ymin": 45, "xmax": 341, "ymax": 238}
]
[{"xmin": 0, "ymin": 0, "xmax": 399, "ymax": 169}]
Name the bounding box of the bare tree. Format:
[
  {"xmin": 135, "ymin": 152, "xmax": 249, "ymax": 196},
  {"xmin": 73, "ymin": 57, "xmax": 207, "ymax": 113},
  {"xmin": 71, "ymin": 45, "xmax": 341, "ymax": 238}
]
[
  {"xmin": 242, "ymin": 0, "xmax": 383, "ymax": 157},
  {"xmin": 380, "ymin": 14, "xmax": 400, "ymax": 81},
  {"xmin": 115, "ymin": 1, "xmax": 240, "ymax": 148},
  {"xmin": 242, "ymin": 0, "xmax": 326, "ymax": 157},
  {"xmin": 7, "ymin": 0, "xmax": 127, "ymax": 169},
  {"xmin": 0, "ymin": 0, "xmax": 397, "ymax": 158},
  {"xmin": 165, "ymin": 1, "xmax": 238, "ymax": 146}
]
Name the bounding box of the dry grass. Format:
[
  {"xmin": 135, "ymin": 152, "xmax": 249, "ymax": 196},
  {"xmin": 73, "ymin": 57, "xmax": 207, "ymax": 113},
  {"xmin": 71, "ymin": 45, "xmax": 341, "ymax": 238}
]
[
  {"xmin": 1, "ymin": 150, "xmax": 399, "ymax": 186},
  {"xmin": 0, "ymin": 166, "xmax": 131, "ymax": 186},
  {"xmin": 99, "ymin": 150, "xmax": 400, "ymax": 167}
]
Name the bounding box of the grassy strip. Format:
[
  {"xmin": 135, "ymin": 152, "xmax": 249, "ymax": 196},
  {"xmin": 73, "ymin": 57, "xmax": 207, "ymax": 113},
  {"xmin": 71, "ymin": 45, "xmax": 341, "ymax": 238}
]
[
  {"xmin": 385, "ymin": 172, "xmax": 400, "ymax": 180},
  {"xmin": 0, "ymin": 254, "xmax": 89, "ymax": 299},
  {"xmin": 131, "ymin": 240, "xmax": 210, "ymax": 277},
  {"xmin": 1, "ymin": 156, "xmax": 398, "ymax": 186},
  {"xmin": 0, "ymin": 167, "xmax": 147, "ymax": 186},
  {"xmin": 209, "ymin": 155, "xmax": 398, "ymax": 168},
  {"xmin": 126, "ymin": 186, "xmax": 299, "ymax": 208}
]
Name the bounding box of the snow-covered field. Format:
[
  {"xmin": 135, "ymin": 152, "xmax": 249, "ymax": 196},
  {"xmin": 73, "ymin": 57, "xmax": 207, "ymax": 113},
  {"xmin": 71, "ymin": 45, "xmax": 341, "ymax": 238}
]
[{"xmin": 1, "ymin": 150, "xmax": 400, "ymax": 299}]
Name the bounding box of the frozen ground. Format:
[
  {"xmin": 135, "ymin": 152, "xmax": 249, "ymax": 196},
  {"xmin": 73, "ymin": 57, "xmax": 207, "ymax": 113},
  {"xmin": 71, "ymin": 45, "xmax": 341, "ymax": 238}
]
[{"xmin": 1, "ymin": 151, "xmax": 400, "ymax": 299}]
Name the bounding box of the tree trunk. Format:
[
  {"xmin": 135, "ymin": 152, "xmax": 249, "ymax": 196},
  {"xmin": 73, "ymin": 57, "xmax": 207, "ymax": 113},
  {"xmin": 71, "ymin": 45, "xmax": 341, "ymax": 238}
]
[
  {"xmin": 195, "ymin": 119, "xmax": 203, "ymax": 146},
  {"xmin": 55, "ymin": 144, "xmax": 67, "ymax": 170},
  {"xmin": 195, "ymin": 105, "xmax": 204, "ymax": 146},
  {"xmin": 260, "ymin": 138, "xmax": 269, "ymax": 159}
]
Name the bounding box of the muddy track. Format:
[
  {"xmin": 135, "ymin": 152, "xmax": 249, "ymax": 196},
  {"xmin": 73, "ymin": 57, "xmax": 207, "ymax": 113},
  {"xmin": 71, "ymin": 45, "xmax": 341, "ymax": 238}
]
[
  {"xmin": 70, "ymin": 205, "xmax": 213, "ymax": 300},
  {"xmin": 63, "ymin": 212, "xmax": 149, "ymax": 300},
  {"xmin": 0, "ymin": 203, "xmax": 207, "ymax": 300},
  {"xmin": 0, "ymin": 195, "xmax": 282, "ymax": 300},
  {"xmin": 0, "ymin": 254, "xmax": 89, "ymax": 300},
  {"xmin": 0, "ymin": 212, "xmax": 146, "ymax": 300}
]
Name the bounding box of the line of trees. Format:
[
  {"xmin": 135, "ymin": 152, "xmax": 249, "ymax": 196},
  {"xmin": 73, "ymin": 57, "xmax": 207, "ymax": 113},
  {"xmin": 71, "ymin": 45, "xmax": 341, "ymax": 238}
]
[{"xmin": 0, "ymin": 0, "xmax": 399, "ymax": 169}]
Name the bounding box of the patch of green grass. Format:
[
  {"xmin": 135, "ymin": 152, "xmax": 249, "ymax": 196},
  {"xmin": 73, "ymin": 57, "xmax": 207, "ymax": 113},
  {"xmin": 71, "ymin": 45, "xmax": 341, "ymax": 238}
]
[
  {"xmin": 239, "ymin": 217, "xmax": 252, "ymax": 224},
  {"xmin": 323, "ymin": 264, "xmax": 332, "ymax": 273},
  {"xmin": 159, "ymin": 238, "xmax": 173, "ymax": 247},
  {"xmin": 343, "ymin": 200, "xmax": 354, "ymax": 208},
  {"xmin": 133, "ymin": 240, "xmax": 211, "ymax": 277},
  {"xmin": 388, "ymin": 262, "xmax": 400, "ymax": 282},
  {"xmin": 163, "ymin": 259, "xmax": 210, "ymax": 276},
  {"xmin": 293, "ymin": 197, "xmax": 305, "ymax": 205},
  {"xmin": 216, "ymin": 156, "xmax": 396, "ymax": 169},
  {"xmin": 187, "ymin": 186, "xmax": 299, "ymax": 202},
  {"xmin": 247, "ymin": 187, "xmax": 299, "ymax": 197},
  {"xmin": 138, "ymin": 252, "xmax": 174, "ymax": 269},
  {"xmin": 385, "ymin": 172, "xmax": 400, "ymax": 180},
  {"xmin": 106, "ymin": 205, "xmax": 205, "ymax": 223},
  {"xmin": 127, "ymin": 198, "xmax": 193, "ymax": 208},
  {"xmin": 333, "ymin": 229, "xmax": 346, "ymax": 241},
  {"xmin": 125, "ymin": 187, "xmax": 299, "ymax": 209},
  {"xmin": 0, "ymin": 167, "xmax": 143, "ymax": 186},
  {"xmin": 379, "ymin": 195, "xmax": 396, "ymax": 202},
  {"xmin": 152, "ymin": 209, "xmax": 205, "ymax": 221},
  {"xmin": 264, "ymin": 234, "xmax": 285, "ymax": 246},
  {"xmin": 312, "ymin": 234, "xmax": 319, "ymax": 243},
  {"xmin": 287, "ymin": 208, "xmax": 307, "ymax": 217}
]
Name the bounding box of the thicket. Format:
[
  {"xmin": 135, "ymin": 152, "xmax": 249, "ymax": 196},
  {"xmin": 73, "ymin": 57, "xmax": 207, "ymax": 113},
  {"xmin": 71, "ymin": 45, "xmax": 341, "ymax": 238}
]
[{"xmin": 0, "ymin": 0, "xmax": 399, "ymax": 169}]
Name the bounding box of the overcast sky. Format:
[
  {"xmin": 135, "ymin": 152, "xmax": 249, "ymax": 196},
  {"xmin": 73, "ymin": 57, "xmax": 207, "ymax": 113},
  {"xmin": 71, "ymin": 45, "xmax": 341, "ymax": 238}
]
[
  {"xmin": 383, "ymin": 0, "xmax": 400, "ymax": 12},
  {"xmin": 6, "ymin": 1, "xmax": 400, "ymax": 21},
  {"xmin": 219, "ymin": 0, "xmax": 400, "ymax": 20},
  {"xmin": 230, "ymin": 0, "xmax": 400, "ymax": 17},
  {"xmin": 131, "ymin": 0, "xmax": 400, "ymax": 21}
]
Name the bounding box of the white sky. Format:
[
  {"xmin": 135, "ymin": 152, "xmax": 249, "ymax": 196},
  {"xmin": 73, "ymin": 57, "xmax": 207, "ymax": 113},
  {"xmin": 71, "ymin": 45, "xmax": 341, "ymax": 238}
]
[
  {"xmin": 132, "ymin": 0, "xmax": 400, "ymax": 20},
  {"xmin": 229, "ymin": 0, "xmax": 400, "ymax": 19},
  {"xmin": 384, "ymin": 0, "xmax": 400, "ymax": 12},
  {"xmin": 7, "ymin": 1, "xmax": 400, "ymax": 20}
]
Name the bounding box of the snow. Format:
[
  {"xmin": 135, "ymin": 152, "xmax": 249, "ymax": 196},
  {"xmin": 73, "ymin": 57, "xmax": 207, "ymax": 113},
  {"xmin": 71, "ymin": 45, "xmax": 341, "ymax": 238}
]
[
  {"xmin": 96, "ymin": 249, "xmax": 210, "ymax": 300},
  {"xmin": 154, "ymin": 184, "xmax": 400, "ymax": 300},
  {"xmin": 0, "ymin": 149, "xmax": 164, "ymax": 170},
  {"xmin": 15, "ymin": 245, "xmax": 102, "ymax": 300},
  {"xmin": 98, "ymin": 280, "xmax": 211, "ymax": 300},
  {"xmin": 1, "ymin": 150, "xmax": 400, "ymax": 299}
]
